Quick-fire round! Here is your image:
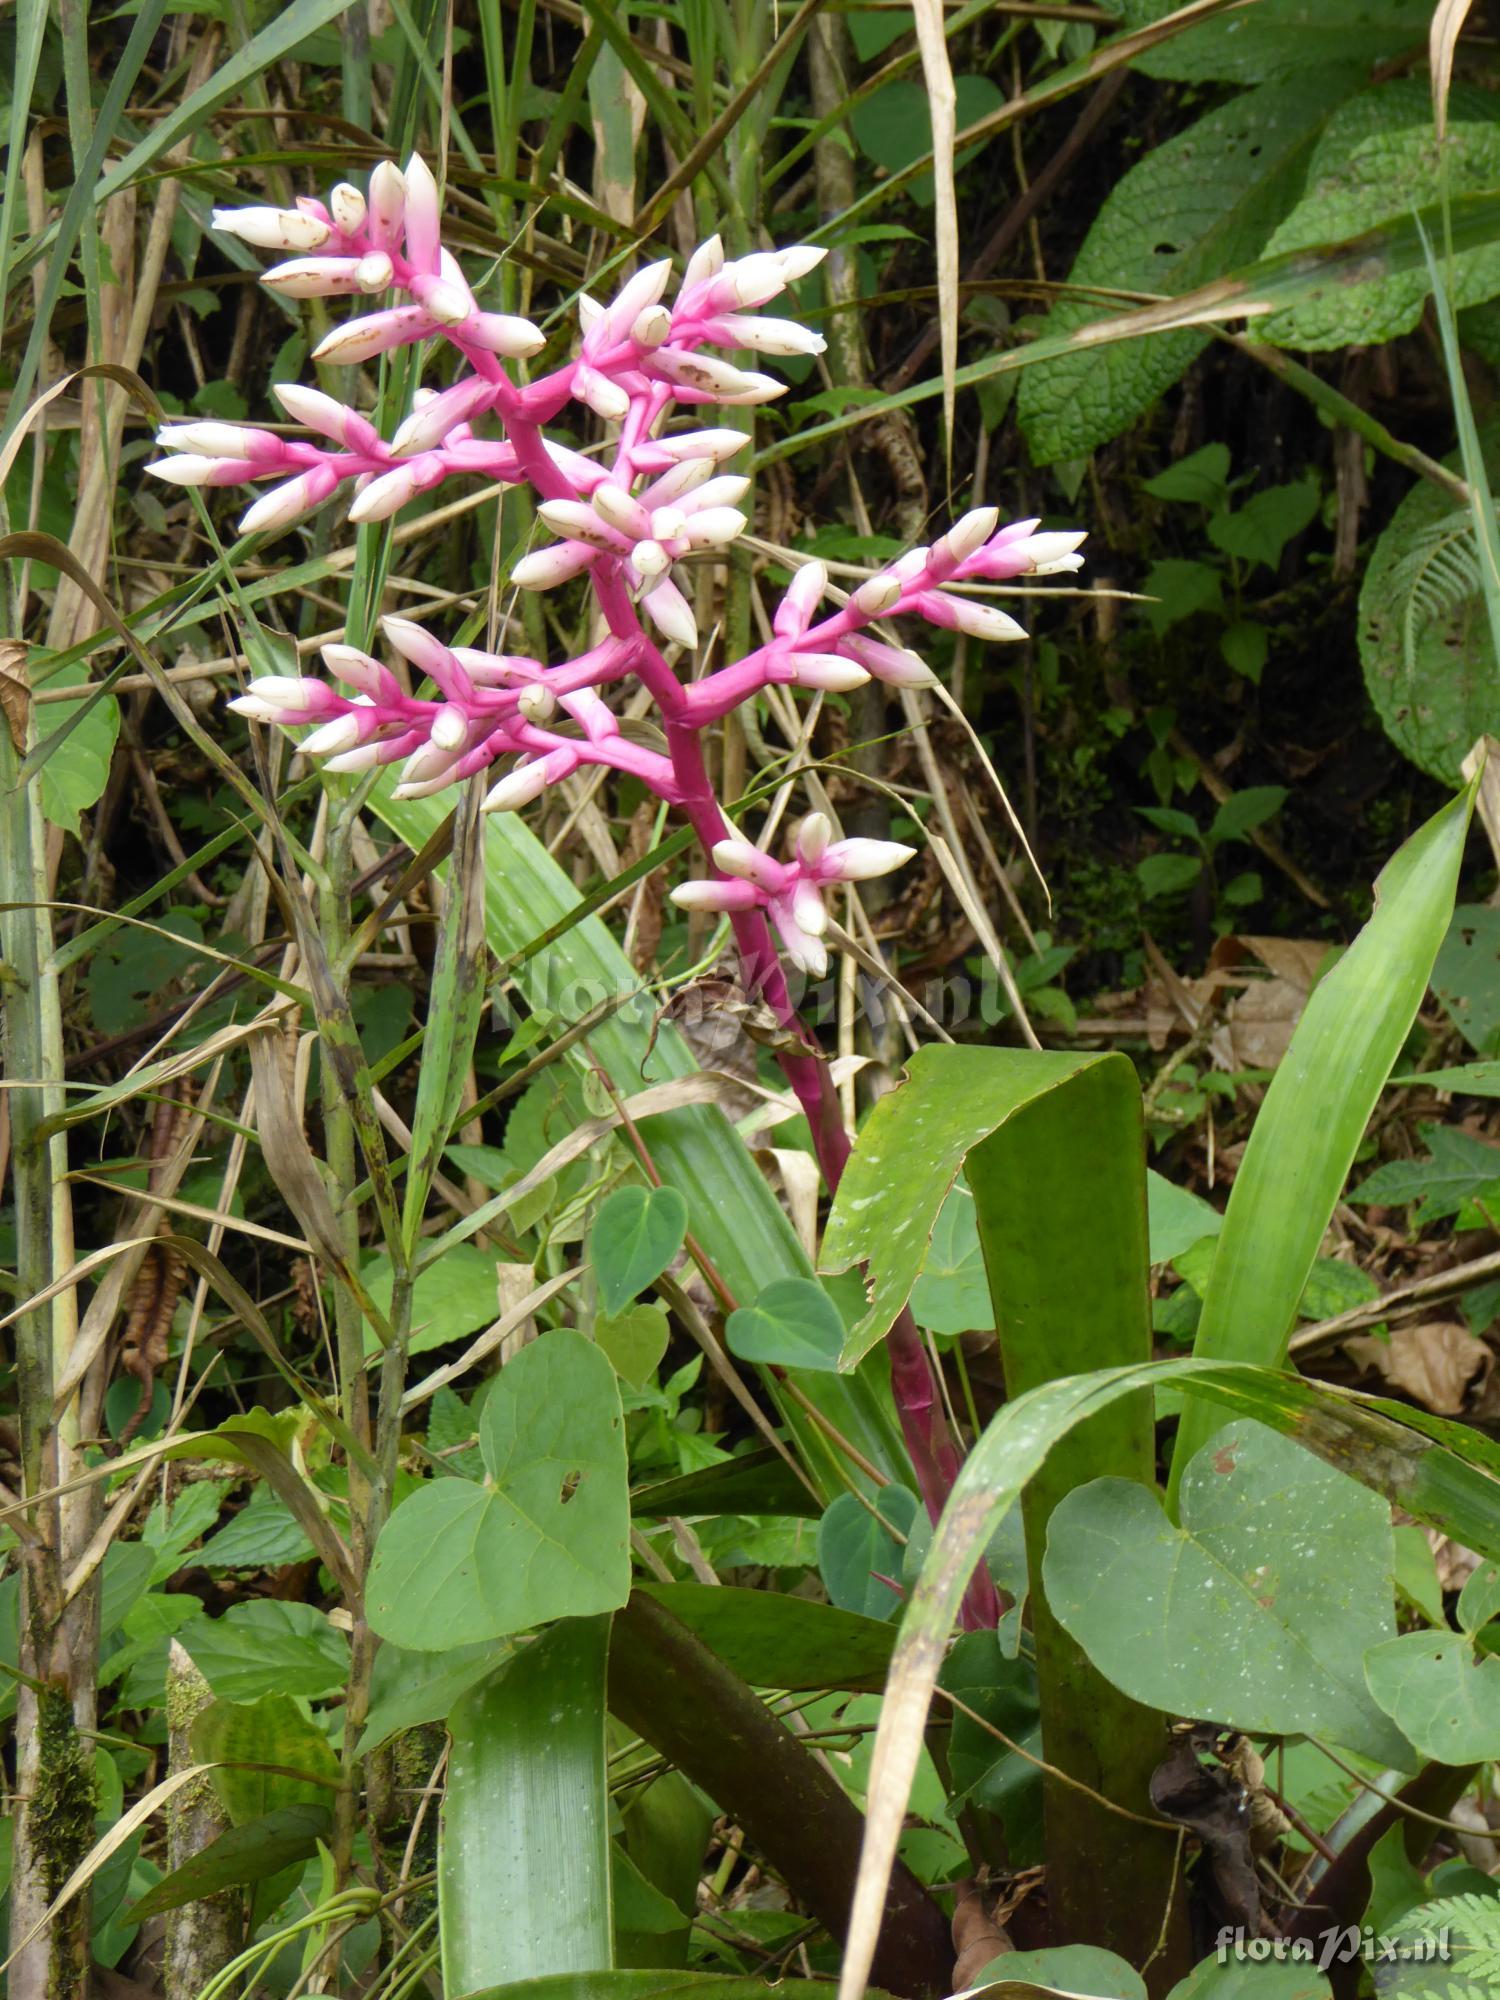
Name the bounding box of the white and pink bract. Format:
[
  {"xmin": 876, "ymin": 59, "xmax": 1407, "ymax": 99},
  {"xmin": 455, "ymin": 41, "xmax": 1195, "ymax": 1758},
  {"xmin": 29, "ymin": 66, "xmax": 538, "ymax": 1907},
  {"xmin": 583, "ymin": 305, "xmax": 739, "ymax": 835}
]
[{"xmin": 150, "ymin": 153, "xmax": 1084, "ymax": 947}]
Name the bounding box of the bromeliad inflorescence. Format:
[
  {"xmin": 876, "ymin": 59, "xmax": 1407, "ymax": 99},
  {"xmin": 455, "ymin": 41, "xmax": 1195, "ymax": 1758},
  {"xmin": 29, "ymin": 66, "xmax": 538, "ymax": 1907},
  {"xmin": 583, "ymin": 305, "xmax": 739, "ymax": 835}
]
[
  {"xmin": 150, "ymin": 151, "xmax": 1082, "ymax": 1130},
  {"xmin": 154, "ymin": 150, "xmax": 1084, "ymax": 1541}
]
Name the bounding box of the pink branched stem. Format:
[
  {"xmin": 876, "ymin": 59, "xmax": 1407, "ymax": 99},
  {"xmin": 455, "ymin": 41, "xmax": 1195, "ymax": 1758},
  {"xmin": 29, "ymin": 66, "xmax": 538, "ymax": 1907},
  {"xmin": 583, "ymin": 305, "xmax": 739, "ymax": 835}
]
[{"xmin": 159, "ymin": 158, "xmax": 1087, "ymax": 1616}]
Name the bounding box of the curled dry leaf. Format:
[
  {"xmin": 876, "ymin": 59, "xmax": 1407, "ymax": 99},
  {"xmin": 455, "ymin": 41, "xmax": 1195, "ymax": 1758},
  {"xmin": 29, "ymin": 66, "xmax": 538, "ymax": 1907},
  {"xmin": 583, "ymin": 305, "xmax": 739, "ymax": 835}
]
[{"xmin": 1343, "ymin": 1319, "xmax": 1492, "ymax": 1415}]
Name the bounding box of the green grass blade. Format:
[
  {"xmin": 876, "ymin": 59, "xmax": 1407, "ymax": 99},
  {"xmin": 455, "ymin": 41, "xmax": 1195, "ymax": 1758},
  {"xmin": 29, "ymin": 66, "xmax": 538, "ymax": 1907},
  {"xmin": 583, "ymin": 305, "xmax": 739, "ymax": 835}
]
[
  {"xmin": 1170, "ymin": 781, "xmax": 1476, "ymax": 1501},
  {"xmin": 441, "ymin": 1617, "xmax": 613, "ymax": 1996}
]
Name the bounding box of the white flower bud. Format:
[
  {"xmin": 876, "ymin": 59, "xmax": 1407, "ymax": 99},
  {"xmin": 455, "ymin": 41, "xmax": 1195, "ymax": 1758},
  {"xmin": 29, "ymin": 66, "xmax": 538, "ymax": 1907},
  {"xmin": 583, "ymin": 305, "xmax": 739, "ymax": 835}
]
[
  {"xmin": 683, "ymin": 507, "xmax": 747, "ymax": 549},
  {"xmin": 312, "ymin": 306, "xmax": 435, "ymax": 366},
  {"xmin": 301, "ymin": 713, "xmax": 366, "ymax": 757},
  {"xmin": 243, "ymin": 676, "xmax": 323, "ymax": 712},
  {"xmin": 789, "ymin": 654, "xmax": 869, "ymax": 693},
  {"xmin": 356, "ymin": 251, "xmax": 394, "ymax": 292},
  {"xmin": 368, "ymin": 161, "xmax": 407, "ymax": 246},
  {"xmin": 852, "ymin": 575, "xmax": 902, "ymax": 617},
  {"xmin": 652, "ymin": 427, "xmax": 748, "ymax": 464},
  {"xmin": 321, "ymin": 644, "xmax": 387, "ymax": 696},
  {"xmin": 632, "ymin": 305, "xmax": 672, "ymax": 349},
  {"xmin": 591, "ymin": 483, "xmax": 652, "ymax": 539},
  {"xmin": 632, "ymin": 540, "xmax": 670, "ymax": 580},
  {"xmin": 516, "ymin": 683, "xmax": 557, "ymax": 724},
  {"xmin": 796, "ymin": 813, "xmax": 832, "ymax": 866},
  {"xmin": 1022, "ymin": 530, "xmax": 1088, "ymax": 572},
  {"xmin": 512, "ymin": 544, "xmax": 594, "ymax": 590},
  {"xmin": 791, "ymin": 878, "xmax": 828, "ymax": 937},
  {"xmin": 710, "ymin": 313, "xmax": 826, "ymax": 358},
  {"xmin": 941, "ymin": 598, "xmax": 1029, "ymax": 642},
  {"xmin": 823, "ymin": 837, "xmax": 917, "ymax": 881},
  {"xmin": 145, "ymin": 454, "xmax": 222, "ymax": 486},
  {"xmin": 942, "ymin": 506, "xmax": 1000, "ymax": 564},
  {"xmin": 641, "ymin": 574, "xmax": 698, "ymax": 649},
  {"xmin": 421, "ymin": 279, "xmax": 472, "ymax": 327},
  {"xmin": 574, "ymin": 364, "xmax": 631, "ymax": 422},
  {"xmin": 261, "ymin": 256, "xmax": 366, "ymax": 298},
  {"xmin": 712, "ymin": 838, "xmax": 783, "ymax": 890},
  {"xmin": 348, "ymin": 464, "xmax": 421, "ymax": 522},
  {"xmin": 213, "ymin": 206, "xmax": 331, "ymax": 252},
  {"xmin": 330, "ymin": 183, "xmax": 367, "ymax": 235},
  {"xmin": 240, "ymin": 474, "xmax": 322, "ymax": 535},
  {"xmin": 776, "ymin": 245, "xmax": 827, "ymax": 285},
  {"xmin": 321, "ymin": 741, "xmax": 388, "ymax": 774},
  {"xmin": 681, "ymin": 236, "xmax": 725, "ymax": 294},
  {"xmin": 483, "ymin": 761, "xmax": 552, "ymax": 814},
  {"xmin": 466, "ymin": 311, "xmax": 546, "ymax": 358},
  {"xmin": 429, "ymin": 705, "xmax": 469, "ymax": 753}
]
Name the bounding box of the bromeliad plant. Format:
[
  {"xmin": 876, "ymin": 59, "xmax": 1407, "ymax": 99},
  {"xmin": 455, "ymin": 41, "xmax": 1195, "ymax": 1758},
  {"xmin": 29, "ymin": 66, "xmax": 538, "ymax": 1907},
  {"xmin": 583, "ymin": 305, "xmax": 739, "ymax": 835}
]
[{"xmin": 152, "ymin": 150, "xmax": 1082, "ymax": 1539}]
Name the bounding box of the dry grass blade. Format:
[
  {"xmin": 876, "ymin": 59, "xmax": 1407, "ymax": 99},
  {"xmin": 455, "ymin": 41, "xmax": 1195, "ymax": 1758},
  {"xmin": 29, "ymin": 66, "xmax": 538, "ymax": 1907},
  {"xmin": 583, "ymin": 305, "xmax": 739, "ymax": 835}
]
[
  {"xmin": 248, "ymin": 1028, "xmax": 351, "ymax": 1273},
  {"xmin": 1432, "ymin": 0, "xmax": 1475, "ymax": 143},
  {"xmin": 910, "ymin": 0, "xmax": 958, "ymax": 482},
  {"xmin": 400, "ymin": 1268, "xmax": 583, "ymax": 1410}
]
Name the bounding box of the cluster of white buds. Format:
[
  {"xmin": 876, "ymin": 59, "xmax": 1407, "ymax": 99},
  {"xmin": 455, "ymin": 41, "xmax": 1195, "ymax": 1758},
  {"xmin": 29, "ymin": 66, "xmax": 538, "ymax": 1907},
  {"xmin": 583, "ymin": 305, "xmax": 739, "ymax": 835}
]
[{"xmin": 670, "ymin": 812, "xmax": 915, "ymax": 977}]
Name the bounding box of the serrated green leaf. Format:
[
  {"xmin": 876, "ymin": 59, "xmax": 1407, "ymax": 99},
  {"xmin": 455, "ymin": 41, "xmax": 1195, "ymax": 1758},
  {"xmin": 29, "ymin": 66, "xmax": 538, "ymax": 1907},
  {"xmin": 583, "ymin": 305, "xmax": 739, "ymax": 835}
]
[
  {"xmin": 1263, "ymin": 111, "xmax": 1500, "ymax": 349},
  {"xmin": 590, "ymin": 1185, "xmax": 688, "ymax": 1314},
  {"xmin": 1017, "ymin": 75, "xmax": 1341, "ymax": 463},
  {"xmin": 190, "ymin": 1692, "xmax": 341, "ymax": 1827},
  {"xmin": 366, "ymin": 1328, "xmax": 629, "ymax": 1647},
  {"xmin": 183, "ymin": 1600, "xmax": 349, "ymax": 1703},
  {"xmin": 1096, "ymin": 0, "xmax": 1425, "ymax": 84}
]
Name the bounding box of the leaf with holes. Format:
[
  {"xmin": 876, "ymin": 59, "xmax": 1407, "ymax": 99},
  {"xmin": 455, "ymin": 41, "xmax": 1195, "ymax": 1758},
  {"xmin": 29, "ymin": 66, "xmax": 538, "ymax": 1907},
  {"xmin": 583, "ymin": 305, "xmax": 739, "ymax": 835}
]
[
  {"xmin": 589, "ymin": 1185, "xmax": 688, "ymax": 1314},
  {"xmin": 1365, "ymin": 1628, "xmax": 1500, "ymax": 1763},
  {"xmin": 366, "ymin": 1328, "xmax": 629, "ymax": 1648},
  {"xmin": 1044, "ymin": 1420, "xmax": 1413, "ymax": 1765}
]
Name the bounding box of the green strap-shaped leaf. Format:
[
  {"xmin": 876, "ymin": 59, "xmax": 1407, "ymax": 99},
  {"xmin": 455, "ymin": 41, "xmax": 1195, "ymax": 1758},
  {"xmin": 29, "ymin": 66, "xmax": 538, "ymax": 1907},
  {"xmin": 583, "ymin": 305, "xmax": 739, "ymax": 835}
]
[
  {"xmin": 821, "ymin": 1045, "xmax": 1117, "ymax": 1366},
  {"xmin": 1171, "ymin": 781, "xmax": 1475, "ymax": 1500},
  {"xmin": 442, "ymin": 1617, "xmax": 614, "ymax": 1997}
]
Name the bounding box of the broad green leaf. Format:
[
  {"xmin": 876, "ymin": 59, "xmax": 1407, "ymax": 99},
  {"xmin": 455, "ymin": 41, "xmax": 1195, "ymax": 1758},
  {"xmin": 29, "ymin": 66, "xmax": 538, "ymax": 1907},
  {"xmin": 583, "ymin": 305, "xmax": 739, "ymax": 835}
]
[
  {"xmin": 822, "ymin": 1046, "xmax": 1124, "ymax": 1366},
  {"xmin": 1147, "ymin": 1170, "xmax": 1223, "ymax": 1264},
  {"xmin": 197, "ymin": 1491, "xmax": 313, "ymax": 1572},
  {"xmin": 835, "ymin": 1355, "xmax": 1500, "ymax": 2000},
  {"xmin": 1208, "ymin": 780, "xmax": 1296, "ymax": 844},
  {"xmin": 1096, "ymin": 0, "xmax": 1427, "ymax": 83},
  {"xmin": 630, "ymin": 1449, "xmax": 819, "ymax": 1521},
  {"xmin": 911, "ymin": 1187, "xmax": 993, "ymax": 1334},
  {"xmin": 366, "ymin": 1328, "xmax": 629, "ymax": 1647},
  {"xmin": 1349, "ymin": 1122, "xmax": 1500, "ymax": 1223},
  {"xmin": 850, "ymin": 73, "xmax": 1005, "ymax": 203},
  {"xmin": 1137, "ymin": 853, "xmax": 1203, "ymax": 899},
  {"xmin": 1142, "ymin": 443, "xmax": 1231, "ymax": 507},
  {"xmin": 1208, "ymin": 484, "xmax": 1318, "ymax": 573},
  {"xmin": 1264, "ymin": 113, "xmax": 1500, "ymax": 349},
  {"xmin": 358, "ymin": 1639, "xmax": 508, "ymax": 1756},
  {"xmin": 1172, "ymin": 784, "xmax": 1474, "ymax": 1492},
  {"xmin": 1433, "ymin": 905, "xmax": 1500, "ymax": 1051},
  {"xmin": 1459, "ymin": 1559, "xmax": 1500, "ymax": 1635},
  {"xmin": 33, "ymin": 665, "xmax": 119, "ymax": 836},
  {"xmin": 590, "ymin": 1185, "xmax": 689, "ymax": 1315},
  {"xmin": 637, "ymin": 1583, "xmax": 896, "ymax": 1692},
  {"xmin": 812, "ymin": 1487, "xmax": 921, "ymax": 1624},
  {"xmin": 1045, "ymin": 1422, "xmax": 1411, "ymax": 1764},
  {"xmin": 123, "ymin": 1805, "xmax": 330, "ymax": 1923},
  {"xmin": 1016, "ymin": 75, "xmax": 1342, "ymax": 463},
  {"xmin": 183, "ymin": 1600, "xmax": 348, "ymax": 1703},
  {"xmin": 1365, "ymin": 1628, "xmax": 1500, "ymax": 1764},
  {"xmin": 941, "ymin": 1629, "xmax": 1043, "ymax": 1862},
  {"xmin": 364, "ymin": 1239, "xmax": 511, "ymax": 1357},
  {"xmin": 190, "ymin": 1692, "xmax": 340, "ymax": 1827},
  {"xmin": 442, "ymin": 1620, "xmax": 613, "ymax": 1995},
  {"xmin": 970, "ymin": 1946, "xmax": 1145, "ymax": 2000},
  {"xmin": 1165, "ymin": 1958, "xmax": 1332, "ymax": 2000},
  {"xmin": 725, "ymin": 1278, "xmax": 844, "ymax": 1372},
  {"xmin": 596, "ymin": 1305, "xmax": 670, "ymax": 1388}
]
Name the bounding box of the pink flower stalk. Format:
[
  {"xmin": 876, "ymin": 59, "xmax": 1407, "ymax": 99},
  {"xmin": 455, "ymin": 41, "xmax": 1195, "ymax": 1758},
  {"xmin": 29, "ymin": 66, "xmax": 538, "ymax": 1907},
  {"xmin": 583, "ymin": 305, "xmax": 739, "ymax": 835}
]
[
  {"xmin": 671, "ymin": 813, "xmax": 916, "ymax": 977},
  {"xmin": 165, "ymin": 154, "xmax": 1087, "ymax": 1610}
]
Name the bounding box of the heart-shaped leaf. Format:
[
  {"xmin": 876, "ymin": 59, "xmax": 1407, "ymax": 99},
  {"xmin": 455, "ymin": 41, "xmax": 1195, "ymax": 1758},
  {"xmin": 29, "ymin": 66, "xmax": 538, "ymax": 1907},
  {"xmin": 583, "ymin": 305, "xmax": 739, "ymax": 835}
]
[
  {"xmin": 1044, "ymin": 1420, "xmax": 1412, "ymax": 1766},
  {"xmin": 726, "ymin": 1278, "xmax": 844, "ymax": 1372},
  {"xmin": 366, "ymin": 1329, "xmax": 629, "ymax": 1647},
  {"xmin": 590, "ymin": 1185, "xmax": 688, "ymax": 1314},
  {"xmin": 818, "ymin": 1487, "xmax": 920, "ymax": 1620},
  {"xmin": 595, "ymin": 1305, "xmax": 669, "ymax": 1388},
  {"xmin": 1364, "ymin": 1629, "xmax": 1500, "ymax": 1763}
]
